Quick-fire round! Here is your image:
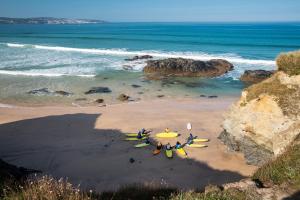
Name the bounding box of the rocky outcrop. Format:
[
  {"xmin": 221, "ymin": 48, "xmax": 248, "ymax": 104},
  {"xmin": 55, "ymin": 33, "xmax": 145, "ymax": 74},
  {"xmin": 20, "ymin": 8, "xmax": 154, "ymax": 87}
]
[
  {"xmin": 220, "ymin": 71, "xmax": 300, "ymax": 166},
  {"xmin": 84, "ymin": 87, "xmax": 112, "ymax": 94},
  {"xmin": 240, "ymin": 70, "xmax": 275, "ymax": 84},
  {"xmin": 28, "ymin": 88, "xmax": 73, "ymax": 96},
  {"xmin": 125, "ymin": 55, "xmax": 153, "ymax": 61},
  {"xmin": 143, "ymin": 58, "xmax": 234, "ymax": 77}
]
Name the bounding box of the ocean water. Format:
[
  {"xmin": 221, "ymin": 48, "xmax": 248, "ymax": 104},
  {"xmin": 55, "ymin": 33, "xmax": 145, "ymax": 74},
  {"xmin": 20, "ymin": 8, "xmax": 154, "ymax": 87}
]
[{"xmin": 0, "ymin": 23, "xmax": 300, "ymax": 105}]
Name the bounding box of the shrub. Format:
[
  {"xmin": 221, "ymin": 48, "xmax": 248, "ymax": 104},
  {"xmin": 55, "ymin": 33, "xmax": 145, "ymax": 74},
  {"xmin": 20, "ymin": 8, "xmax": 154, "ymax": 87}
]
[
  {"xmin": 253, "ymin": 142, "xmax": 300, "ymax": 189},
  {"xmin": 276, "ymin": 50, "xmax": 300, "ymax": 76},
  {"xmin": 3, "ymin": 176, "xmax": 92, "ymax": 200}
]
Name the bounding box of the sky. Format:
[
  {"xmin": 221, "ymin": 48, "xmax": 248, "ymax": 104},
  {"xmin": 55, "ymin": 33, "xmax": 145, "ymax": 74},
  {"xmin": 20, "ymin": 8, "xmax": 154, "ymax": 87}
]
[{"xmin": 0, "ymin": 0, "xmax": 300, "ymax": 22}]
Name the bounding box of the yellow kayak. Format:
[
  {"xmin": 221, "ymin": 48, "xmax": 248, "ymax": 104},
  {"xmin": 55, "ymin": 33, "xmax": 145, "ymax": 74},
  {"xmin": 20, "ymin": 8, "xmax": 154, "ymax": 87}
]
[
  {"xmin": 165, "ymin": 149, "xmax": 173, "ymax": 158},
  {"xmin": 125, "ymin": 137, "xmax": 148, "ymax": 141},
  {"xmin": 135, "ymin": 143, "xmax": 150, "ymax": 148},
  {"xmin": 176, "ymin": 148, "xmax": 187, "ymax": 157},
  {"xmin": 187, "ymin": 144, "xmax": 208, "ymax": 148},
  {"xmin": 156, "ymin": 132, "xmax": 178, "ymax": 138},
  {"xmin": 193, "ymin": 138, "xmax": 209, "ymax": 142},
  {"xmin": 126, "ymin": 133, "xmax": 149, "ymax": 137}
]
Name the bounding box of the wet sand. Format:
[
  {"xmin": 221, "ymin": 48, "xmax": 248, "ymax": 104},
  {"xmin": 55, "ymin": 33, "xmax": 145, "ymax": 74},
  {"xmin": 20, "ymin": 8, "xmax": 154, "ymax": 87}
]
[{"xmin": 0, "ymin": 97, "xmax": 257, "ymax": 192}]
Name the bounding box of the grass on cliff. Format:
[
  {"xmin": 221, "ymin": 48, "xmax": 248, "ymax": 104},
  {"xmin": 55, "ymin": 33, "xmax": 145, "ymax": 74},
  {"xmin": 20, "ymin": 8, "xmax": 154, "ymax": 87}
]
[
  {"xmin": 245, "ymin": 74, "xmax": 300, "ymax": 117},
  {"xmin": 276, "ymin": 50, "xmax": 300, "ymax": 76},
  {"xmin": 253, "ymin": 140, "xmax": 300, "ymax": 189},
  {"xmin": 1, "ymin": 175, "xmax": 253, "ymax": 200}
]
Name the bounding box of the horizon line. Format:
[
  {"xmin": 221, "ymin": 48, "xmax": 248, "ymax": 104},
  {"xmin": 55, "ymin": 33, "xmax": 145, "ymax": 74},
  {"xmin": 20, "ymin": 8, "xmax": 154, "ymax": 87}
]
[{"xmin": 1, "ymin": 16, "xmax": 300, "ymax": 24}]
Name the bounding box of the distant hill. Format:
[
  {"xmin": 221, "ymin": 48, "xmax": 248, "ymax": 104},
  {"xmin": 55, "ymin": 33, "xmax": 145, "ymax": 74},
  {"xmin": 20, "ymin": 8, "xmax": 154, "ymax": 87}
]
[{"xmin": 0, "ymin": 17, "xmax": 106, "ymax": 24}]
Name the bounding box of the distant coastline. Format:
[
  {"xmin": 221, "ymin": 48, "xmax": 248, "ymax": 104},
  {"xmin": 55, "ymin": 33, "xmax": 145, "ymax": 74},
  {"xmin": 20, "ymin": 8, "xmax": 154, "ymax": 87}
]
[{"xmin": 0, "ymin": 17, "xmax": 106, "ymax": 24}]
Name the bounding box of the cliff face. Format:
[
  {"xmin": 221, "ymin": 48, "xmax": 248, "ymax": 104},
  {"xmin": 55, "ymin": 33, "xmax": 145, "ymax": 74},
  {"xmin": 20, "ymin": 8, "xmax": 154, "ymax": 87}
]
[{"xmin": 220, "ymin": 71, "xmax": 300, "ymax": 166}]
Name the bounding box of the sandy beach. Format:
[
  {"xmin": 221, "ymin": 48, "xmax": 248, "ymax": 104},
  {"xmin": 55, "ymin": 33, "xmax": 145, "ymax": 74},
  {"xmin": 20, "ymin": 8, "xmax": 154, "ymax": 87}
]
[{"xmin": 0, "ymin": 97, "xmax": 256, "ymax": 192}]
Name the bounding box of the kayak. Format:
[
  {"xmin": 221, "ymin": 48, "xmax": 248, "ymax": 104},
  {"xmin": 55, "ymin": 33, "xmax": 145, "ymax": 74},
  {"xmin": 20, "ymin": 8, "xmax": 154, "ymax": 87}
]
[
  {"xmin": 193, "ymin": 138, "xmax": 209, "ymax": 142},
  {"xmin": 126, "ymin": 133, "xmax": 149, "ymax": 137},
  {"xmin": 176, "ymin": 148, "xmax": 187, "ymax": 157},
  {"xmin": 135, "ymin": 143, "xmax": 150, "ymax": 148},
  {"xmin": 187, "ymin": 144, "xmax": 207, "ymax": 148},
  {"xmin": 156, "ymin": 132, "xmax": 178, "ymax": 138},
  {"xmin": 153, "ymin": 149, "xmax": 161, "ymax": 155},
  {"xmin": 165, "ymin": 149, "xmax": 173, "ymax": 158},
  {"xmin": 125, "ymin": 137, "xmax": 148, "ymax": 141}
]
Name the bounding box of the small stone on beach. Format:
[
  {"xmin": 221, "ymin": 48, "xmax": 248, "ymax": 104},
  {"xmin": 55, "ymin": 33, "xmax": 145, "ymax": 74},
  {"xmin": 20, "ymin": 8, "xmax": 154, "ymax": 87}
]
[
  {"xmin": 118, "ymin": 94, "xmax": 130, "ymax": 101},
  {"xmin": 95, "ymin": 99, "xmax": 104, "ymax": 103}
]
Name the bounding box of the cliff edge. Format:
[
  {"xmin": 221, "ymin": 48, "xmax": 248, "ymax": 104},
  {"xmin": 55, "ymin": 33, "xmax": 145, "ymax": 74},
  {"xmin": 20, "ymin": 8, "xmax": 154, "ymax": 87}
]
[{"xmin": 219, "ymin": 50, "xmax": 300, "ymax": 166}]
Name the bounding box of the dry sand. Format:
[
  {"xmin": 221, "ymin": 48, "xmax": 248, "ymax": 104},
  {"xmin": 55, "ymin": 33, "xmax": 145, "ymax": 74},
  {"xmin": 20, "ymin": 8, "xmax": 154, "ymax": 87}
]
[{"xmin": 0, "ymin": 97, "xmax": 257, "ymax": 192}]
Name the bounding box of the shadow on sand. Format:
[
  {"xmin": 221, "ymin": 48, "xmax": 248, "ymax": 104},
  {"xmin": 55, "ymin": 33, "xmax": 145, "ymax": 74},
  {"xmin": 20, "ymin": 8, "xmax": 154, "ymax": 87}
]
[{"xmin": 0, "ymin": 113, "xmax": 245, "ymax": 197}]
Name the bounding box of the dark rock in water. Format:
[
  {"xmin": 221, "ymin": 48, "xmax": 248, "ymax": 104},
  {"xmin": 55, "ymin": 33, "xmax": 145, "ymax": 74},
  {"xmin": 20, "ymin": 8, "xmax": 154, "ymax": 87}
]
[
  {"xmin": 144, "ymin": 58, "xmax": 234, "ymax": 77},
  {"xmin": 157, "ymin": 95, "xmax": 165, "ymax": 98},
  {"xmin": 208, "ymin": 95, "xmax": 218, "ymax": 98},
  {"xmin": 137, "ymin": 92, "xmax": 144, "ymax": 95},
  {"xmin": 118, "ymin": 94, "xmax": 130, "ymax": 101},
  {"xmin": 129, "ymin": 158, "xmax": 135, "ymax": 163},
  {"xmin": 141, "ymin": 79, "xmax": 151, "ymax": 84},
  {"xmin": 200, "ymin": 95, "xmax": 207, "ymax": 97},
  {"xmin": 75, "ymin": 98, "xmax": 87, "ymax": 101},
  {"xmin": 218, "ymin": 130, "xmax": 273, "ymax": 166},
  {"xmin": 95, "ymin": 99, "xmax": 104, "ymax": 103},
  {"xmin": 123, "ymin": 65, "xmax": 133, "ymax": 70},
  {"xmin": 240, "ymin": 70, "xmax": 275, "ymax": 84},
  {"xmin": 55, "ymin": 90, "xmax": 73, "ymax": 96},
  {"xmin": 131, "ymin": 84, "xmax": 142, "ymax": 88},
  {"xmin": 125, "ymin": 55, "xmax": 153, "ymax": 61},
  {"xmin": 85, "ymin": 87, "xmax": 112, "ymax": 94},
  {"xmin": 28, "ymin": 88, "xmax": 51, "ymax": 95},
  {"xmin": 185, "ymin": 82, "xmax": 202, "ymax": 88},
  {"xmin": 28, "ymin": 88, "xmax": 72, "ymax": 96},
  {"xmin": 103, "ymin": 77, "xmax": 109, "ymax": 80}
]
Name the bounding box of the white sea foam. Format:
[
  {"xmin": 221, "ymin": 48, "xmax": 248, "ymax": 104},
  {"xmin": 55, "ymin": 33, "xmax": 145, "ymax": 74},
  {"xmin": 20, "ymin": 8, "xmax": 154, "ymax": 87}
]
[
  {"xmin": 6, "ymin": 43, "xmax": 25, "ymax": 48},
  {"xmin": 7, "ymin": 43, "xmax": 275, "ymax": 66},
  {"xmin": 0, "ymin": 70, "xmax": 95, "ymax": 77}
]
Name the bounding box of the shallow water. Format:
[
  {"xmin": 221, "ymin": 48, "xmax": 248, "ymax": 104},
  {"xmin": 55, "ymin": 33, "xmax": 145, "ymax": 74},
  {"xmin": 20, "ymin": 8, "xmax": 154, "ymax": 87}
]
[{"xmin": 0, "ymin": 22, "xmax": 299, "ymax": 105}]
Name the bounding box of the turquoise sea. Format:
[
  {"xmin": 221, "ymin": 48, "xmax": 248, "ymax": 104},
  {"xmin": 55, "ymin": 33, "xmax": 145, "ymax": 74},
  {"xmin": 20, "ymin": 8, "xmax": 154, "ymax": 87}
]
[{"xmin": 0, "ymin": 23, "xmax": 300, "ymax": 105}]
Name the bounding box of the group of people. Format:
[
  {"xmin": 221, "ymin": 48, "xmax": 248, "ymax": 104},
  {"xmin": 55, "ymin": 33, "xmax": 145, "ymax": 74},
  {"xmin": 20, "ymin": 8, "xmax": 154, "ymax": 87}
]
[{"xmin": 137, "ymin": 128, "xmax": 196, "ymax": 151}]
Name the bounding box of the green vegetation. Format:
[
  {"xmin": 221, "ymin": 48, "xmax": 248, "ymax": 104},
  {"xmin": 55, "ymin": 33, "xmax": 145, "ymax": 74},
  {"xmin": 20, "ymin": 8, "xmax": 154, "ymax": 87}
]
[
  {"xmin": 276, "ymin": 50, "xmax": 300, "ymax": 76},
  {"xmin": 1, "ymin": 177, "xmax": 252, "ymax": 200},
  {"xmin": 253, "ymin": 140, "xmax": 300, "ymax": 189},
  {"xmin": 245, "ymin": 74, "xmax": 300, "ymax": 117},
  {"xmin": 170, "ymin": 188, "xmax": 256, "ymax": 200},
  {"xmin": 2, "ymin": 176, "xmax": 93, "ymax": 200}
]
